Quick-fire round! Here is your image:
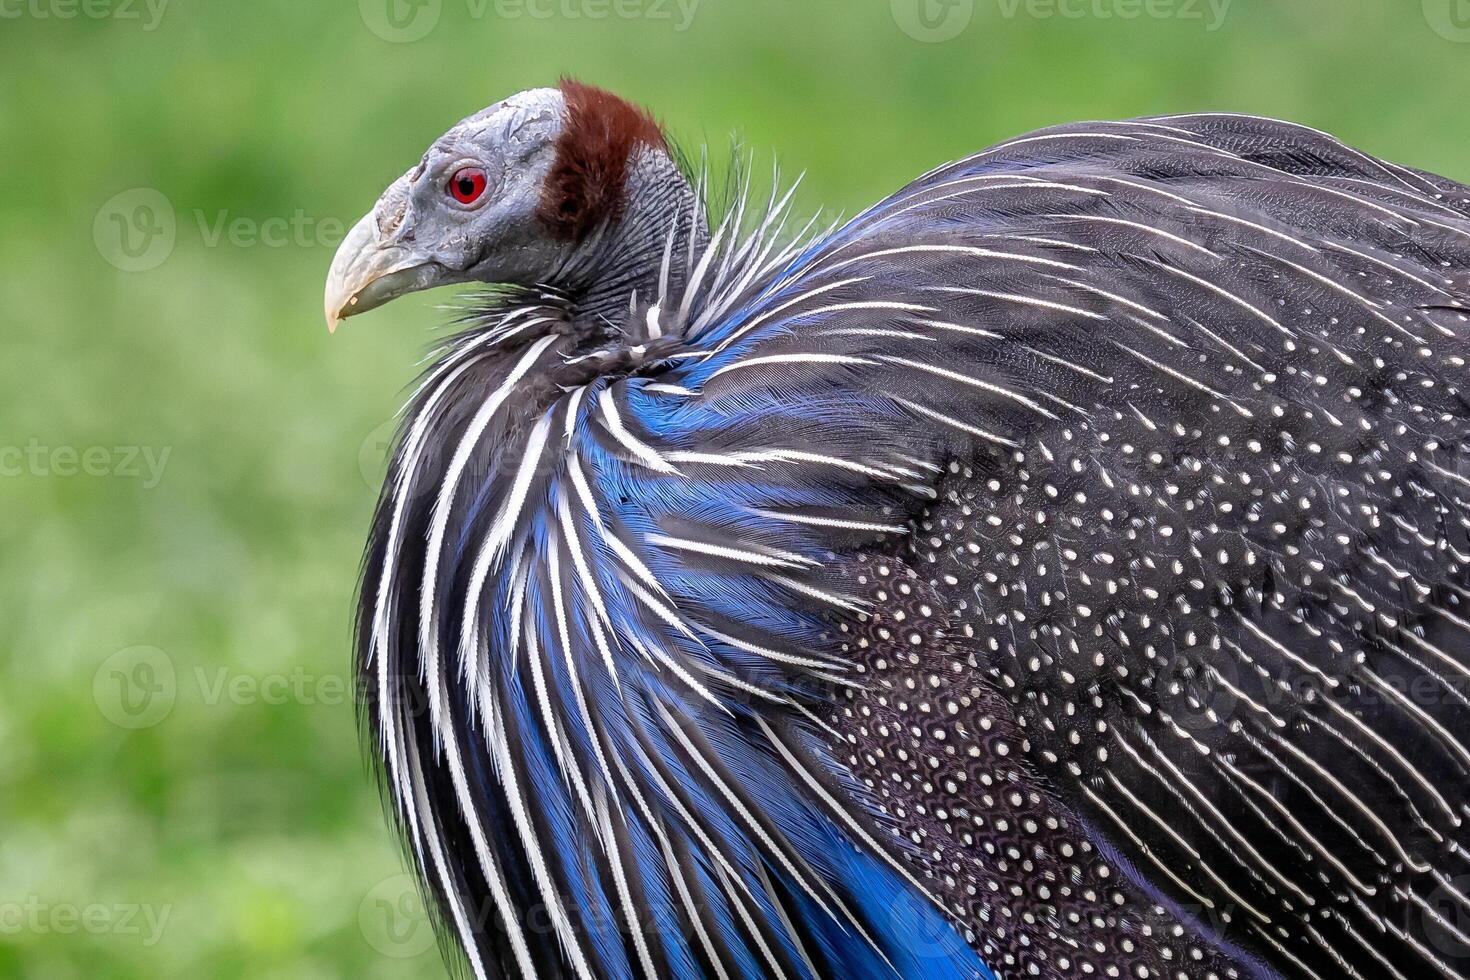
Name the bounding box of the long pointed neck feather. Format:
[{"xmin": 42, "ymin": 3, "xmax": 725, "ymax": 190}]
[
  {"xmin": 534, "ymin": 79, "xmax": 710, "ymax": 331},
  {"xmin": 552, "ymin": 147, "xmax": 710, "ymax": 330}
]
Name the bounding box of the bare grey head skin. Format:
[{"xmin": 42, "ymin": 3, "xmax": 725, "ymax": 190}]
[{"xmin": 324, "ymin": 81, "xmax": 707, "ymax": 337}]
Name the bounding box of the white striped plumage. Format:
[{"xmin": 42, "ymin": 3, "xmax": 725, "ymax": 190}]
[{"xmin": 361, "ymin": 160, "xmax": 959, "ymax": 978}]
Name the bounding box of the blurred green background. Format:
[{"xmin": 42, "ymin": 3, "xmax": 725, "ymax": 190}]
[{"xmin": 1, "ymin": 0, "xmax": 1466, "ymax": 976}]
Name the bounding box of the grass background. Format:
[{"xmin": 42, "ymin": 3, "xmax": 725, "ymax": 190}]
[{"xmin": 1, "ymin": 1, "xmax": 1467, "ymax": 976}]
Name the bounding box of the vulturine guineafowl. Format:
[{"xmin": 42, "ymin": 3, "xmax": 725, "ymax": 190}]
[{"xmin": 324, "ymin": 80, "xmax": 1470, "ymax": 980}]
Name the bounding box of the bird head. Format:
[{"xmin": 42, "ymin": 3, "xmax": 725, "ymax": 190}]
[{"xmin": 324, "ymin": 80, "xmax": 683, "ymax": 332}]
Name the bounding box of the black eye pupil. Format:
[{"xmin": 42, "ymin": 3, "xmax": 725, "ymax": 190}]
[{"xmin": 449, "ymin": 169, "xmax": 484, "ymax": 202}]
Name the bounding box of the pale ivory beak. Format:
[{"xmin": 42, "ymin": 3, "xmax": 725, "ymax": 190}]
[{"xmin": 323, "ymin": 212, "xmax": 448, "ymax": 332}]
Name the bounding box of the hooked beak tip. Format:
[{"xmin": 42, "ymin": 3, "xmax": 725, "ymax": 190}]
[
  {"xmin": 325, "ymin": 294, "xmax": 359, "ymax": 333},
  {"xmin": 323, "ymin": 209, "xmax": 452, "ymax": 335},
  {"xmin": 323, "ymin": 210, "xmax": 399, "ymax": 335}
]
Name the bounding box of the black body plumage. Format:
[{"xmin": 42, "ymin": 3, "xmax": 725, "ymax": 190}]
[{"xmin": 351, "ymin": 108, "xmax": 1470, "ymax": 980}]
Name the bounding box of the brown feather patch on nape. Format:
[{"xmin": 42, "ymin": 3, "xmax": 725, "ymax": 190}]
[{"xmin": 539, "ymin": 78, "xmax": 667, "ymax": 241}]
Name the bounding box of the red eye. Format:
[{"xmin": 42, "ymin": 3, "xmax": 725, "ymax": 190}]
[{"xmin": 447, "ymin": 167, "xmax": 487, "ymax": 205}]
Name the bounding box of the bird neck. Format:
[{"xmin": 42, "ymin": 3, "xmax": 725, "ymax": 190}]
[{"xmin": 555, "ymin": 147, "xmax": 708, "ymax": 332}]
